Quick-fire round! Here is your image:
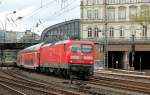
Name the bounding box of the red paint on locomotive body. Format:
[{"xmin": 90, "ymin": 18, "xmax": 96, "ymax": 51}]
[
  {"xmin": 40, "ymin": 40, "xmax": 94, "ymax": 67},
  {"xmin": 68, "ymin": 41, "xmax": 94, "ymax": 64}
]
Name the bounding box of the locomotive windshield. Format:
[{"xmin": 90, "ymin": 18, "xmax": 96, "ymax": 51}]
[
  {"xmin": 71, "ymin": 44, "xmax": 92, "ymax": 53},
  {"xmin": 82, "ymin": 44, "xmax": 92, "ymax": 53},
  {"xmin": 70, "ymin": 44, "xmax": 81, "ymax": 52}
]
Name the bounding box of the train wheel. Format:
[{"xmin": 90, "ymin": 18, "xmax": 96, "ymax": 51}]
[
  {"xmin": 79, "ymin": 72, "xmax": 90, "ymax": 80},
  {"xmin": 62, "ymin": 69, "xmax": 69, "ymax": 78},
  {"xmin": 60, "ymin": 69, "xmax": 64, "ymax": 77},
  {"xmin": 40, "ymin": 67, "xmax": 45, "ymax": 73},
  {"xmin": 46, "ymin": 67, "xmax": 50, "ymax": 74},
  {"xmin": 53, "ymin": 68, "xmax": 59, "ymax": 76},
  {"xmin": 49, "ymin": 68, "xmax": 53, "ymax": 74},
  {"xmin": 62, "ymin": 70, "xmax": 66, "ymax": 78},
  {"xmin": 83, "ymin": 75, "xmax": 90, "ymax": 81},
  {"xmin": 36, "ymin": 67, "xmax": 40, "ymax": 72}
]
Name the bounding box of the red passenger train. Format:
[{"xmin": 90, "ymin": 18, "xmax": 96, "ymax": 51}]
[{"xmin": 17, "ymin": 40, "xmax": 94, "ymax": 79}]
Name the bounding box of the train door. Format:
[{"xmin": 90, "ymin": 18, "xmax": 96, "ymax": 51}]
[
  {"xmin": 20, "ymin": 54, "xmax": 24, "ymax": 66},
  {"xmin": 34, "ymin": 52, "xmax": 39, "ymax": 67}
]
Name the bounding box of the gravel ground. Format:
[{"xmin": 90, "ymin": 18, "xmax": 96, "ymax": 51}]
[
  {"xmin": 11, "ymin": 68, "xmax": 89, "ymax": 95},
  {"xmin": 0, "ymin": 85, "xmax": 17, "ymax": 95},
  {"xmin": 1, "ymin": 67, "xmax": 149, "ymax": 95}
]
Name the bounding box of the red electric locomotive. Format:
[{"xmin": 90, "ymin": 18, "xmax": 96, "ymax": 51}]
[{"xmin": 17, "ymin": 40, "xmax": 94, "ymax": 79}]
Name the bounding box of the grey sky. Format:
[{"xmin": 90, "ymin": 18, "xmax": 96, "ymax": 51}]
[{"xmin": 0, "ymin": 0, "xmax": 80, "ymax": 35}]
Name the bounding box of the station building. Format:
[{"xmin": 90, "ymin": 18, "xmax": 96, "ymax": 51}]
[
  {"xmin": 81, "ymin": 0, "xmax": 150, "ymax": 70},
  {"xmin": 41, "ymin": 19, "xmax": 80, "ymax": 41}
]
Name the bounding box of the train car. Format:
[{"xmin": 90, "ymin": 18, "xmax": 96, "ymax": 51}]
[
  {"xmin": 17, "ymin": 40, "xmax": 94, "ymax": 79},
  {"xmin": 17, "ymin": 43, "xmax": 43, "ymax": 69}
]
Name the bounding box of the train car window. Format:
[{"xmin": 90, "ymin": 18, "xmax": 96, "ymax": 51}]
[{"xmin": 82, "ymin": 45, "xmax": 92, "ymax": 53}]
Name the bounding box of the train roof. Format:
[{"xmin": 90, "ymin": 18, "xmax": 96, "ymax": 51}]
[
  {"xmin": 42, "ymin": 40, "xmax": 94, "ymax": 47},
  {"xmin": 19, "ymin": 42, "xmax": 44, "ymax": 53},
  {"xmin": 18, "ymin": 40, "xmax": 94, "ymax": 54},
  {"xmin": 55, "ymin": 40, "xmax": 94, "ymax": 45}
]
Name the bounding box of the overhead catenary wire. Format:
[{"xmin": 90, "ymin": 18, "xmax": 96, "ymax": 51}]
[
  {"xmin": 35, "ymin": 0, "xmax": 78, "ymax": 26},
  {"xmin": 25, "ymin": 0, "xmax": 56, "ymax": 19},
  {"xmin": 36, "ymin": 4, "xmax": 79, "ymax": 29},
  {"xmin": 26, "ymin": 0, "xmax": 79, "ymax": 33},
  {"xmin": 32, "ymin": 0, "xmax": 76, "ymax": 19},
  {"xmin": 48, "ymin": 5, "xmax": 79, "ymax": 20},
  {"xmin": 34, "ymin": 4, "xmax": 79, "ymax": 33},
  {"xmin": 26, "ymin": 0, "xmax": 75, "ymax": 27},
  {"xmin": 26, "ymin": 0, "xmax": 71, "ymax": 19}
]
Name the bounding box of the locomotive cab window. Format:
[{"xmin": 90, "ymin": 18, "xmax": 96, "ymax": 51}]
[
  {"xmin": 70, "ymin": 44, "xmax": 92, "ymax": 53},
  {"xmin": 82, "ymin": 44, "xmax": 92, "ymax": 53},
  {"xmin": 70, "ymin": 44, "xmax": 81, "ymax": 52}
]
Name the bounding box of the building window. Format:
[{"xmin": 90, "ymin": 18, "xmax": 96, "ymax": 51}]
[
  {"xmin": 99, "ymin": 8, "xmax": 103, "ymax": 19},
  {"xmin": 118, "ymin": 6, "xmax": 126, "ymax": 20},
  {"xmin": 94, "ymin": 9, "xmax": 98, "ymax": 19},
  {"xmin": 119, "ymin": 0, "xmax": 126, "ymax": 4},
  {"xmin": 87, "ymin": 10, "xmax": 92, "ymax": 19},
  {"xmin": 94, "ymin": 0, "xmax": 100, "ymax": 4},
  {"xmin": 120, "ymin": 27, "xmax": 124, "ymax": 37},
  {"xmin": 141, "ymin": 5, "xmax": 150, "ymax": 18},
  {"xmin": 109, "ymin": 27, "xmax": 114, "ymax": 37},
  {"xmin": 129, "ymin": 6, "xmax": 137, "ymax": 19},
  {"xmin": 142, "ymin": 25, "xmax": 147, "ymax": 37},
  {"xmin": 88, "ymin": 27, "xmax": 92, "ymax": 38},
  {"xmin": 130, "ymin": 26, "xmax": 136, "ymax": 37},
  {"xmin": 107, "ymin": 7, "xmax": 115, "ymax": 20},
  {"xmin": 87, "ymin": 0, "xmax": 89, "ymax": 5},
  {"xmin": 142, "ymin": 0, "xmax": 150, "ymax": 3},
  {"xmin": 94, "ymin": 27, "xmax": 99, "ymax": 37},
  {"xmin": 107, "ymin": 0, "xmax": 115, "ymax": 4},
  {"xmin": 99, "ymin": 0, "xmax": 104, "ymax": 4},
  {"xmin": 87, "ymin": 0, "xmax": 93, "ymax": 5},
  {"xmin": 129, "ymin": 0, "xmax": 136, "ymax": 3}
]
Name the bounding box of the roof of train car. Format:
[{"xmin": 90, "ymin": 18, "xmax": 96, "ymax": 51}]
[
  {"xmin": 54, "ymin": 40, "xmax": 94, "ymax": 45},
  {"xmin": 42, "ymin": 40, "xmax": 94, "ymax": 47},
  {"xmin": 18, "ymin": 40, "xmax": 94, "ymax": 54},
  {"xmin": 18, "ymin": 42, "xmax": 44, "ymax": 54}
]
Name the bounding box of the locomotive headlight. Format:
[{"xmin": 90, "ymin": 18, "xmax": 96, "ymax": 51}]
[
  {"xmin": 84, "ymin": 56, "xmax": 92, "ymax": 60},
  {"xmin": 70, "ymin": 56, "xmax": 80, "ymax": 59}
]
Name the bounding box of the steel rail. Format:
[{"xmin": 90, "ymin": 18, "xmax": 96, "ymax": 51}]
[
  {"xmin": 0, "ymin": 79, "xmax": 59, "ymax": 95},
  {"xmin": 89, "ymin": 77, "xmax": 150, "ymax": 94},
  {"xmin": 0, "ymin": 82, "xmax": 26, "ymax": 95},
  {"xmin": 1, "ymin": 70, "xmax": 81, "ymax": 95}
]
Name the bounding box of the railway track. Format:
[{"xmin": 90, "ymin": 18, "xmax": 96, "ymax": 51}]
[
  {"xmin": 89, "ymin": 76, "xmax": 150, "ymax": 94},
  {"xmin": 0, "ymin": 78, "xmax": 59, "ymax": 95},
  {"xmin": 9, "ymin": 69, "xmax": 149, "ymax": 95},
  {"xmin": 0, "ymin": 82, "xmax": 26, "ymax": 95},
  {"xmin": 4, "ymin": 68, "xmax": 150, "ymax": 95},
  {"xmin": 3, "ymin": 69, "xmax": 103, "ymax": 95},
  {"xmin": 95, "ymin": 71, "xmax": 150, "ymax": 82},
  {"xmin": 0, "ymin": 69, "xmax": 81, "ymax": 95}
]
